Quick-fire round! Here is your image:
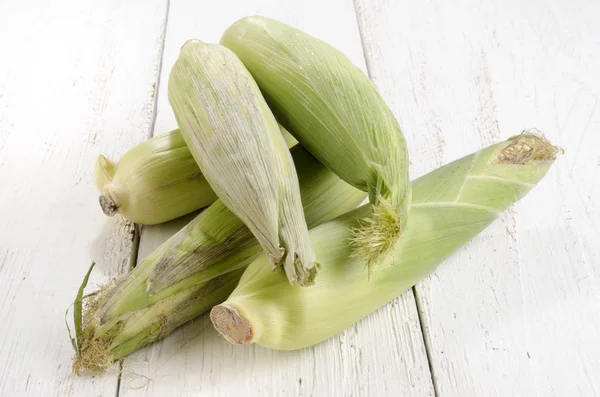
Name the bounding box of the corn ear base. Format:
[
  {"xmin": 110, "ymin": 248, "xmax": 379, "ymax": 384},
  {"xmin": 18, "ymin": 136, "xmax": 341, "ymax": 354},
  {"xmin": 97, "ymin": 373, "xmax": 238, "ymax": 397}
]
[
  {"xmin": 221, "ymin": 16, "xmax": 411, "ymax": 267},
  {"xmin": 211, "ymin": 133, "xmax": 559, "ymax": 350},
  {"xmin": 73, "ymin": 146, "xmax": 366, "ymax": 373}
]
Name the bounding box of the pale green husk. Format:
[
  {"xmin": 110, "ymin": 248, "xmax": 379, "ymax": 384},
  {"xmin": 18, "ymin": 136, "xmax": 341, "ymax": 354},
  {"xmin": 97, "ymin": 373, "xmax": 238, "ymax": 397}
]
[
  {"xmin": 169, "ymin": 39, "xmax": 317, "ymax": 286},
  {"xmin": 221, "ymin": 16, "xmax": 411, "ymax": 267},
  {"xmin": 94, "ymin": 130, "xmax": 216, "ymax": 225},
  {"xmin": 73, "ymin": 146, "xmax": 366, "ymax": 374},
  {"xmin": 94, "ymin": 128, "xmax": 297, "ymax": 225},
  {"xmin": 211, "ymin": 133, "xmax": 559, "ymax": 350}
]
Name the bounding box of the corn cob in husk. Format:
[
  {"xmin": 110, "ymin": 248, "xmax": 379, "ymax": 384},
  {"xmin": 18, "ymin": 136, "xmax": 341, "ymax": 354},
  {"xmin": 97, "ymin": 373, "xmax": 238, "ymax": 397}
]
[
  {"xmin": 94, "ymin": 128, "xmax": 297, "ymax": 225},
  {"xmin": 169, "ymin": 40, "xmax": 318, "ymax": 286},
  {"xmin": 221, "ymin": 16, "xmax": 411, "ymax": 267},
  {"xmin": 73, "ymin": 145, "xmax": 366, "ymax": 374},
  {"xmin": 211, "ymin": 133, "xmax": 560, "ymax": 350},
  {"xmin": 94, "ymin": 130, "xmax": 216, "ymax": 225}
]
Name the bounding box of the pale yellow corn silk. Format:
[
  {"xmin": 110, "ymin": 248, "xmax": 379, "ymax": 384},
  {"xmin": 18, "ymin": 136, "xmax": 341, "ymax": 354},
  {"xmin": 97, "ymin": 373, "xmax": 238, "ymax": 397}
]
[
  {"xmin": 73, "ymin": 274, "xmax": 206, "ymax": 375},
  {"xmin": 72, "ymin": 280, "xmax": 120, "ymax": 375},
  {"xmin": 349, "ymin": 196, "xmax": 403, "ymax": 272},
  {"xmin": 495, "ymin": 130, "xmax": 561, "ymax": 164}
]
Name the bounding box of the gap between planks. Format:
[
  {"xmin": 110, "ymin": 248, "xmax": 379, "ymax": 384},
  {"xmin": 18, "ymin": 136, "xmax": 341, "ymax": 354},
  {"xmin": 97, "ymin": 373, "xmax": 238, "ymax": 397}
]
[
  {"xmin": 413, "ymin": 286, "xmax": 440, "ymax": 397},
  {"xmin": 352, "ymin": 0, "xmax": 438, "ymax": 395},
  {"xmin": 115, "ymin": 1, "xmax": 171, "ymax": 396}
]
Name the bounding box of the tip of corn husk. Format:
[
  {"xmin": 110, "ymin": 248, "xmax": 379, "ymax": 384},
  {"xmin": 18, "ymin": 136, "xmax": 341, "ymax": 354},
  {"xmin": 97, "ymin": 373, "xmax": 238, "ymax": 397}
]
[
  {"xmin": 275, "ymin": 237, "xmax": 319, "ymax": 286},
  {"xmin": 94, "ymin": 154, "xmax": 120, "ymax": 217},
  {"xmin": 181, "ymin": 38, "xmax": 203, "ymax": 51},
  {"xmin": 93, "ymin": 155, "xmax": 115, "ymax": 190},
  {"xmin": 210, "ymin": 304, "xmax": 253, "ymax": 345},
  {"xmin": 281, "ymin": 253, "xmax": 319, "ymax": 287},
  {"xmin": 350, "ymin": 196, "xmax": 402, "ymax": 270},
  {"xmin": 495, "ymin": 130, "xmax": 562, "ymax": 164}
]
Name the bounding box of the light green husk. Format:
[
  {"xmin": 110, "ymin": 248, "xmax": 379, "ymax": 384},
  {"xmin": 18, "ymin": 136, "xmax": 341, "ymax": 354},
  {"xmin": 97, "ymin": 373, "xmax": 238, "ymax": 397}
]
[
  {"xmin": 94, "ymin": 128, "xmax": 297, "ymax": 225},
  {"xmin": 221, "ymin": 16, "xmax": 411, "ymax": 267},
  {"xmin": 73, "ymin": 145, "xmax": 366, "ymax": 374},
  {"xmin": 210, "ymin": 133, "xmax": 559, "ymax": 350},
  {"xmin": 169, "ymin": 39, "xmax": 318, "ymax": 286},
  {"xmin": 94, "ymin": 130, "xmax": 216, "ymax": 225}
]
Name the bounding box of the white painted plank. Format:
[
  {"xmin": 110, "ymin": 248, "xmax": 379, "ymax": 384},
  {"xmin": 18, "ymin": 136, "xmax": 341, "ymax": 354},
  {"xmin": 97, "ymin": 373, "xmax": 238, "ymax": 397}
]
[
  {"xmin": 355, "ymin": 0, "xmax": 600, "ymax": 396},
  {"xmin": 120, "ymin": 1, "xmax": 434, "ymax": 396},
  {"xmin": 0, "ymin": 0, "xmax": 168, "ymax": 395}
]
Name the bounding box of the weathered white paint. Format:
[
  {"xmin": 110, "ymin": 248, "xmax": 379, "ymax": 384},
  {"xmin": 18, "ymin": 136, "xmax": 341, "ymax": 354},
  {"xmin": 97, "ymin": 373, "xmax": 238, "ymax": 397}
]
[
  {"xmin": 356, "ymin": 0, "xmax": 600, "ymax": 396},
  {"xmin": 120, "ymin": 1, "xmax": 433, "ymax": 396},
  {"xmin": 0, "ymin": 0, "xmax": 168, "ymax": 395},
  {"xmin": 3, "ymin": 0, "xmax": 598, "ymax": 395}
]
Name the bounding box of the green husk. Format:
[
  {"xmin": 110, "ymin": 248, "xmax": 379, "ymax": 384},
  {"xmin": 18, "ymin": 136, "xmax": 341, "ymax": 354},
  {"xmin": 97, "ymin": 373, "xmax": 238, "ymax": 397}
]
[
  {"xmin": 169, "ymin": 39, "xmax": 318, "ymax": 286},
  {"xmin": 210, "ymin": 133, "xmax": 559, "ymax": 350},
  {"xmin": 94, "ymin": 128, "xmax": 297, "ymax": 225},
  {"xmin": 94, "ymin": 129, "xmax": 216, "ymax": 225},
  {"xmin": 73, "ymin": 145, "xmax": 366, "ymax": 374},
  {"xmin": 221, "ymin": 16, "xmax": 411, "ymax": 267}
]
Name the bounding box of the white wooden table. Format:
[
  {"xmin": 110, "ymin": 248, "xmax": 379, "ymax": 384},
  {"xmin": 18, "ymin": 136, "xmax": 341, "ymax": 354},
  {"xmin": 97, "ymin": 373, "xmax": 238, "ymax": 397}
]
[{"xmin": 1, "ymin": 0, "xmax": 599, "ymax": 396}]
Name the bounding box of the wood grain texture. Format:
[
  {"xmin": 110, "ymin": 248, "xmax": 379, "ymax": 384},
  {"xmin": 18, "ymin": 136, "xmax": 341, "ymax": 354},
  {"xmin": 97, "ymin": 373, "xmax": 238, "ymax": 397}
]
[
  {"xmin": 355, "ymin": 0, "xmax": 600, "ymax": 396},
  {"xmin": 4, "ymin": 0, "xmax": 596, "ymax": 395},
  {"xmin": 119, "ymin": 1, "xmax": 433, "ymax": 396},
  {"xmin": 0, "ymin": 0, "xmax": 168, "ymax": 395}
]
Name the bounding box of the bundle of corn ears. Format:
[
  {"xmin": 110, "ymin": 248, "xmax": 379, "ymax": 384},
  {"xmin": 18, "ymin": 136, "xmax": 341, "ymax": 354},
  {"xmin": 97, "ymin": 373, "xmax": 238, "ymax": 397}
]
[{"xmin": 70, "ymin": 15, "xmax": 560, "ymax": 375}]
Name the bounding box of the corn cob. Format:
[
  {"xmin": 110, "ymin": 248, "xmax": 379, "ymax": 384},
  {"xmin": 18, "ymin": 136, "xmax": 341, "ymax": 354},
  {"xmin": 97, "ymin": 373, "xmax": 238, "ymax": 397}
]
[
  {"xmin": 94, "ymin": 128, "xmax": 297, "ymax": 225},
  {"xmin": 94, "ymin": 129, "xmax": 216, "ymax": 225},
  {"xmin": 211, "ymin": 133, "xmax": 560, "ymax": 350},
  {"xmin": 221, "ymin": 16, "xmax": 411, "ymax": 267},
  {"xmin": 169, "ymin": 39, "xmax": 318, "ymax": 285},
  {"xmin": 73, "ymin": 145, "xmax": 366, "ymax": 374}
]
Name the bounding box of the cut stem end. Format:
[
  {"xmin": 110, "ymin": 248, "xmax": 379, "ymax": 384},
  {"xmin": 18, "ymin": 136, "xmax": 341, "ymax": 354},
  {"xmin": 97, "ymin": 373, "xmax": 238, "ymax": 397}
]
[
  {"xmin": 99, "ymin": 194, "xmax": 119, "ymax": 217},
  {"xmin": 210, "ymin": 304, "xmax": 253, "ymax": 345}
]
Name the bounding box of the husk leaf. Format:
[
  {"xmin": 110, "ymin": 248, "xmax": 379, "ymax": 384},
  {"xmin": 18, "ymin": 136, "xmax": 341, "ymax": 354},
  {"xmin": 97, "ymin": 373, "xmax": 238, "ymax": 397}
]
[{"xmin": 168, "ymin": 39, "xmax": 318, "ymax": 285}]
